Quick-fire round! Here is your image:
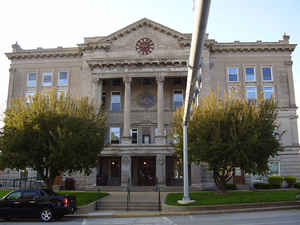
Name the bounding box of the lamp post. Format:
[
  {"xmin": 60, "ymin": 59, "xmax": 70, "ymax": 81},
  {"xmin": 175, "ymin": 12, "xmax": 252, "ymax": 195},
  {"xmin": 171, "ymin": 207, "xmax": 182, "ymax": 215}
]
[{"xmin": 177, "ymin": 0, "xmax": 211, "ymax": 204}]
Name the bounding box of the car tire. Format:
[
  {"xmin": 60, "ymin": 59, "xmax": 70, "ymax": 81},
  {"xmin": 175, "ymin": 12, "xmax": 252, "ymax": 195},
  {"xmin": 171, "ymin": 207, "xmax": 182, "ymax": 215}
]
[{"xmin": 40, "ymin": 208, "xmax": 54, "ymax": 222}]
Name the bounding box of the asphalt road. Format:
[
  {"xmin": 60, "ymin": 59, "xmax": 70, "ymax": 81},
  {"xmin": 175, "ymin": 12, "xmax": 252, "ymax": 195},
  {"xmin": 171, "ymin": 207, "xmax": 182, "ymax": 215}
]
[{"xmin": 1, "ymin": 209, "xmax": 300, "ymax": 225}]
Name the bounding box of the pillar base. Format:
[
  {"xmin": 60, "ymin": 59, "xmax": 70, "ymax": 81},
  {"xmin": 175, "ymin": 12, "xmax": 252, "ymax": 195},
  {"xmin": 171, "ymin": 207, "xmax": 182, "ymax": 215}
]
[
  {"xmin": 121, "ymin": 136, "xmax": 132, "ymax": 144},
  {"xmin": 155, "ymin": 136, "xmax": 166, "ymax": 144},
  {"xmin": 177, "ymin": 199, "xmax": 195, "ymax": 205}
]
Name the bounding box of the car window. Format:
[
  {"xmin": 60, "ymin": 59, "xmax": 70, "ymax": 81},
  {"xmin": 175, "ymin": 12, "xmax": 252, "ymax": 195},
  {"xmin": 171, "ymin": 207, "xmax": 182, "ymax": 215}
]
[
  {"xmin": 6, "ymin": 191, "xmax": 22, "ymax": 200},
  {"xmin": 23, "ymin": 191, "xmax": 38, "ymax": 200}
]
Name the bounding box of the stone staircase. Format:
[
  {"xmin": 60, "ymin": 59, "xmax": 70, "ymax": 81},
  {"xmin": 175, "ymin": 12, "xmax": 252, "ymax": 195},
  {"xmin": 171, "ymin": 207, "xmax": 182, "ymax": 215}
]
[{"xmin": 96, "ymin": 200, "xmax": 160, "ymax": 211}]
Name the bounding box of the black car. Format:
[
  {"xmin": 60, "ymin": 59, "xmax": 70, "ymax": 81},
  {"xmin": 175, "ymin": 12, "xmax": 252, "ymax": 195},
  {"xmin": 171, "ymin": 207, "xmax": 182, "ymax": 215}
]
[{"xmin": 0, "ymin": 189, "xmax": 76, "ymax": 222}]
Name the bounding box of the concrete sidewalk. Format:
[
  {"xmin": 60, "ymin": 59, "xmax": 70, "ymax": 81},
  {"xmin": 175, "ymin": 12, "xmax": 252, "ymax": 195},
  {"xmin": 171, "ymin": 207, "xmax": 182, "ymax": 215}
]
[{"xmin": 68, "ymin": 191, "xmax": 300, "ymax": 219}]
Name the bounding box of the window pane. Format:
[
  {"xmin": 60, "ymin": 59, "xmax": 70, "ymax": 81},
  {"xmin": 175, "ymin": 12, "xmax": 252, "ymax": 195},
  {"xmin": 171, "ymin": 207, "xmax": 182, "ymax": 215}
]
[
  {"xmin": 58, "ymin": 72, "xmax": 68, "ymax": 86},
  {"xmin": 43, "ymin": 72, "xmax": 52, "ymax": 86},
  {"xmin": 262, "ymin": 67, "xmax": 272, "ymax": 80},
  {"xmin": 246, "ymin": 87, "xmax": 257, "ymax": 100},
  {"xmin": 131, "ymin": 128, "xmax": 138, "ymax": 144},
  {"xmin": 173, "ymin": 91, "xmax": 183, "ymax": 109},
  {"xmin": 110, "ymin": 127, "xmax": 120, "ymax": 144},
  {"xmin": 245, "ymin": 67, "xmax": 255, "ymax": 81},
  {"xmin": 228, "ymin": 67, "xmax": 238, "ymax": 81},
  {"xmin": 264, "ymin": 87, "xmax": 273, "ymax": 99},
  {"xmin": 111, "ymin": 92, "xmax": 121, "ymax": 111},
  {"xmin": 27, "ymin": 73, "xmax": 37, "ymax": 87}
]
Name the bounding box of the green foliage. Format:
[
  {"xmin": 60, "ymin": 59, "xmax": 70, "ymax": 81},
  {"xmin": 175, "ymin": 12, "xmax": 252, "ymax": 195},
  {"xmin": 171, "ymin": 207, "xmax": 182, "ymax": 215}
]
[
  {"xmin": 57, "ymin": 191, "xmax": 109, "ymax": 206},
  {"xmin": 253, "ymin": 183, "xmax": 272, "ymax": 189},
  {"xmin": 172, "ymin": 89, "xmax": 283, "ymax": 191},
  {"xmin": 0, "ymin": 91, "xmax": 106, "ymax": 189},
  {"xmin": 284, "ymin": 176, "xmax": 297, "ymax": 188},
  {"xmin": 295, "ymin": 183, "xmax": 300, "ymax": 189},
  {"xmin": 165, "ymin": 190, "xmax": 299, "ymax": 206},
  {"xmin": 268, "ymin": 176, "xmax": 283, "ymax": 188}
]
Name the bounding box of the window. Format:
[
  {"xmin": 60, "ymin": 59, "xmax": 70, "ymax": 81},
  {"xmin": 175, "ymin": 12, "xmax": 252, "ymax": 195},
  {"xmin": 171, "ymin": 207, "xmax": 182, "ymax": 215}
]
[
  {"xmin": 246, "ymin": 87, "xmax": 257, "ymax": 102},
  {"xmin": 57, "ymin": 90, "xmax": 66, "ymax": 98},
  {"xmin": 143, "ymin": 135, "xmax": 150, "ymax": 144},
  {"xmin": 268, "ymin": 161, "xmax": 280, "ymax": 176},
  {"xmin": 57, "ymin": 72, "xmax": 68, "ymax": 86},
  {"xmin": 173, "ymin": 90, "xmax": 183, "ymax": 110},
  {"xmin": 27, "ymin": 72, "xmax": 37, "ymax": 87},
  {"xmin": 262, "ymin": 67, "xmax": 272, "ymax": 81},
  {"xmin": 245, "ymin": 67, "xmax": 255, "ymax": 81},
  {"xmin": 101, "ymin": 92, "xmax": 106, "ymax": 108},
  {"xmin": 131, "ymin": 128, "xmax": 138, "ymax": 144},
  {"xmin": 23, "ymin": 191, "xmax": 38, "ymax": 200},
  {"xmin": 25, "ymin": 91, "xmax": 35, "ymax": 104},
  {"xmin": 264, "ymin": 87, "xmax": 273, "ymax": 99},
  {"xmin": 112, "ymin": 79, "xmax": 121, "ymax": 86},
  {"xmin": 227, "ymin": 67, "xmax": 238, "ymax": 82},
  {"xmin": 6, "ymin": 191, "xmax": 22, "ymax": 200},
  {"xmin": 110, "ymin": 127, "xmax": 120, "ymax": 144},
  {"xmin": 111, "ymin": 92, "xmax": 121, "ymax": 111},
  {"xmin": 42, "ymin": 72, "xmax": 52, "ymax": 86}
]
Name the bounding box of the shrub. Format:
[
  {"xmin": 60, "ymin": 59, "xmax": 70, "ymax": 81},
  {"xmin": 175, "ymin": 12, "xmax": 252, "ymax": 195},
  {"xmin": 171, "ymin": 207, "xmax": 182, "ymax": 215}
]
[
  {"xmin": 284, "ymin": 176, "xmax": 297, "ymax": 188},
  {"xmin": 225, "ymin": 183, "xmax": 237, "ymax": 190},
  {"xmin": 268, "ymin": 176, "xmax": 283, "ymax": 188},
  {"xmin": 295, "ymin": 183, "xmax": 300, "ymax": 189},
  {"xmin": 253, "ymin": 183, "xmax": 272, "ymax": 189}
]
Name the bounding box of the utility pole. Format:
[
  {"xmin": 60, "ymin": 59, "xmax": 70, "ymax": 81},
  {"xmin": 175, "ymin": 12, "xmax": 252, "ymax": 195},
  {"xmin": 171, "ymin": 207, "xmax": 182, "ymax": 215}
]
[{"xmin": 178, "ymin": 0, "xmax": 211, "ymax": 204}]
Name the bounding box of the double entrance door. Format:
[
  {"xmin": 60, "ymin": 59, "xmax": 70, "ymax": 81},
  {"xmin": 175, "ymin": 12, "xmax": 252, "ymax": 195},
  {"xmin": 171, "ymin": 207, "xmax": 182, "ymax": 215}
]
[{"xmin": 131, "ymin": 156, "xmax": 156, "ymax": 186}]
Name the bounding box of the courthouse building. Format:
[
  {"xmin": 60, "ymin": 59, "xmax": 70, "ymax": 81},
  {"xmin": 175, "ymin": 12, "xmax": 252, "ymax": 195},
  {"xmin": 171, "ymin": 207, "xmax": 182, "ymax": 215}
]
[{"xmin": 5, "ymin": 18, "xmax": 300, "ymax": 189}]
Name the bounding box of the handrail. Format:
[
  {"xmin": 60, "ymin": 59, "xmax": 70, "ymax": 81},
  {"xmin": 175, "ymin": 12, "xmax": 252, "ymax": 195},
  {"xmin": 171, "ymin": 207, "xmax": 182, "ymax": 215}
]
[{"xmin": 126, "ymin": 177, "xmax": 131, "ymax": 211}]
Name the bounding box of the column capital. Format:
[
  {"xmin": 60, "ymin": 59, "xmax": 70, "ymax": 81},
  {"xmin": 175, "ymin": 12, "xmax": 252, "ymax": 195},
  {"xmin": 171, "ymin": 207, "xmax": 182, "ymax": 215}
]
[
  {"xmin": 123, "ymin": 76, "xmax": 132, "ymax": 84},
  {"xmin": 92, "ymin": 76, "xmax": 101, "ymax": 83},
  {"xmin": 156, "ymin": 75, "xmax": 165, "ymax": 84}
]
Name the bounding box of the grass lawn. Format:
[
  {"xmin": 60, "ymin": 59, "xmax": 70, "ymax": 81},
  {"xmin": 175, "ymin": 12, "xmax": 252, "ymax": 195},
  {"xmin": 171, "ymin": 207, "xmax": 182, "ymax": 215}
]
[
  {"xmin": 165, "ymin": 190, "xmax": 300, "ymax": 206},
  {"xmin": 58, "ymin": 191, "xmax": 109, "ymax": 207},
  {"xmin": 0, "ymin": 190, "xmax": 108, "ymax": 207}
]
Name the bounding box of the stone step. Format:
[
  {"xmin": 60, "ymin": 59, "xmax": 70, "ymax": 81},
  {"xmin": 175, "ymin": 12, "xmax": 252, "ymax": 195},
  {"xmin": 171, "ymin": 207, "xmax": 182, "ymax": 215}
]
[{"xmin": 96, "ymin": 201, "xmax": 160, "ymax": 211}]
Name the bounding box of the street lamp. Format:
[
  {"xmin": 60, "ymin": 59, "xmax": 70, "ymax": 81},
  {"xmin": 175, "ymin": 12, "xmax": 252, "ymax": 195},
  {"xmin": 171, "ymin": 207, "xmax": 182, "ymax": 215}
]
[{"xmin": 177, "ymin": 0, "xmax": 211, "ymax": 204}]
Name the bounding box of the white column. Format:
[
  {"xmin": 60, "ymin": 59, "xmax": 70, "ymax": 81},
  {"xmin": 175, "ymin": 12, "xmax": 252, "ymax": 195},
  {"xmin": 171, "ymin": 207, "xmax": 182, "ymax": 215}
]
[
  {"xmin": 156, "ymin": 154, "xmax": 166, "ymax": 185},
  {"xmin": 155, "ymin": 75, "xmax": 166, "ymax": 144},
  {"xmin": 122, "ymin": 76, "xmax": 132, "ymax": 144},
  {"xmin": 97, "ymin": 79, "xmax": 103, "ymax": 111},
  {"xmin": 121, "ymin": 155, "xmax": 131, "ymax": 187}
]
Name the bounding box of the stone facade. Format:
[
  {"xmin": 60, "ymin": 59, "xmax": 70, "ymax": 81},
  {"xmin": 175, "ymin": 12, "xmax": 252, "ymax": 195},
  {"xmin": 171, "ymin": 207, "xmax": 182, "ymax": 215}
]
[{"xmin": 5, "ymin": 18, "xmax": 300, "ymax": 189}]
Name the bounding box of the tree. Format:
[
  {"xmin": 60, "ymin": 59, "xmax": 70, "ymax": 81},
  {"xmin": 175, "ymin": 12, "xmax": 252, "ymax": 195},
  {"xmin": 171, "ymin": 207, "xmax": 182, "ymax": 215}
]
[
  {"xmin": 0, "ymin": 91, "xmax": 106, "ymax": 189},
  {"xmin": 172, "ymin": 90, "xmax": 283, "ymax": 191}
]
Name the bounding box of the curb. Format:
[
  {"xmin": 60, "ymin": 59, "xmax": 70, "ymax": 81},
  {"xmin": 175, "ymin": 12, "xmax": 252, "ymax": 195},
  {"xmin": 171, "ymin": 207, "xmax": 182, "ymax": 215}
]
[{"xmin": 66, "ymin": 202, "xmax": 300, "ymax": 219}]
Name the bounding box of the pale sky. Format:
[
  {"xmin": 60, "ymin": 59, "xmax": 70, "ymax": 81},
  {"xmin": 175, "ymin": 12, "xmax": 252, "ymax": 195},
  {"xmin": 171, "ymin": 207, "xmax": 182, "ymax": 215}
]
[{"xmin": 1, "ymin": 0, "xmax": 300, "ymax": 132}]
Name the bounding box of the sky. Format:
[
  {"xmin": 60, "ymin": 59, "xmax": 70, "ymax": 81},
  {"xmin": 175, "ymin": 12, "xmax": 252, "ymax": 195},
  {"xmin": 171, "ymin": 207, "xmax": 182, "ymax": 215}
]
[{"xmin": 0, "ymin": 0, "xmax": 300, "ymax": 131}]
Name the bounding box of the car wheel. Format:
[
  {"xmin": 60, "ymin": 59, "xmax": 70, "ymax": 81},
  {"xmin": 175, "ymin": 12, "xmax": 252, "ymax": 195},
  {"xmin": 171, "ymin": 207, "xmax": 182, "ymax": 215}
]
[{"xmin": 40, "ymin": 208, "xmax": 54, "ymax": 222}]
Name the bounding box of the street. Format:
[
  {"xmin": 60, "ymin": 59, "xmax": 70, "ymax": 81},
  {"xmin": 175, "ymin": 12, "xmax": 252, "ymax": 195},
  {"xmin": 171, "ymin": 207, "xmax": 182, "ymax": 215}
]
[{"xmin": 1, "ymin": 209, "xmax": 300, "ymax": 225}]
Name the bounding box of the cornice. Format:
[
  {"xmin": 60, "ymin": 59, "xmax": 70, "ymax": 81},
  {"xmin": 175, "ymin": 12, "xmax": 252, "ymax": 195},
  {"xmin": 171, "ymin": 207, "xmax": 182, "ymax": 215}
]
[
  {"xmin": 6, "ymin": 47, "xmax": 81, "ymax": 60},
  {"xmin": 87, "ymin": 57, "xmax": 187, "ymax": 69},
  {"xmin": 206, "ymin": 40, "xmax": 297, "ymax": 53}
]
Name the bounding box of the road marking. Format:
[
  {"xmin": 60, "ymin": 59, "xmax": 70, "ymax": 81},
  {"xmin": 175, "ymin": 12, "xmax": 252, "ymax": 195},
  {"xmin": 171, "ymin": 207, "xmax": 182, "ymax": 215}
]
[
  {"xmin": 162, "ymin": 217, "xmax": 178, "ymax": 225},
  {"xmin": 81, "ymin": 218, "xmax": 87, "ymax": 225}
]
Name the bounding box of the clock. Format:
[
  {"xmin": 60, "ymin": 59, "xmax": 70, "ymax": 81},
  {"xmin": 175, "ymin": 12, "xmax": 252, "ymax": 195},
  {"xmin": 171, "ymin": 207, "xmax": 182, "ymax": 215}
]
[{"xmin": 136, "ymin": 38, "xmax": 154, "ymax": 55}]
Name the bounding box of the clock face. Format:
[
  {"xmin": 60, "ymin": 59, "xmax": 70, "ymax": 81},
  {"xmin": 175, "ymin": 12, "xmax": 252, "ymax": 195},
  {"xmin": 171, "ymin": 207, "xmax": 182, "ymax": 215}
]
[{"xmin": 136, "ymin": 38, "xmax": 154, "ymax": 55}]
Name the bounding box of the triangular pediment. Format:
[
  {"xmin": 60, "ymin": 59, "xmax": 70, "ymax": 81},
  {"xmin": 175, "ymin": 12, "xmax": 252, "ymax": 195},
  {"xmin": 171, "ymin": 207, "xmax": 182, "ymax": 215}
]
[
  {"xmin": 102, "ymin": 18, "xmax": 188, "ymax": 42},
  {"xmin": 80, "ymin": 18, "xmax": 191, "ymax": 51}
]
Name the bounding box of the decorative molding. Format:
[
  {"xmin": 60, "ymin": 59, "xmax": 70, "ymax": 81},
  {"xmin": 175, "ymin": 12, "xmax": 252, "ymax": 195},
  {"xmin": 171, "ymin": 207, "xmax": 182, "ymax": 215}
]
[
  {"xmin": 156, "ymin": 74, "xmax": 165, "ymax": 83},
  {"xmin": 87, "ymin": 58, "xmax": 187, "ymax": 70},
  {"xmin": 123, "ymin": 76, "xmax": 132, "ymax": 84},
  {"xmin": 6, "ymin": 47, "xmax": 81, "ymax": 60}
]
